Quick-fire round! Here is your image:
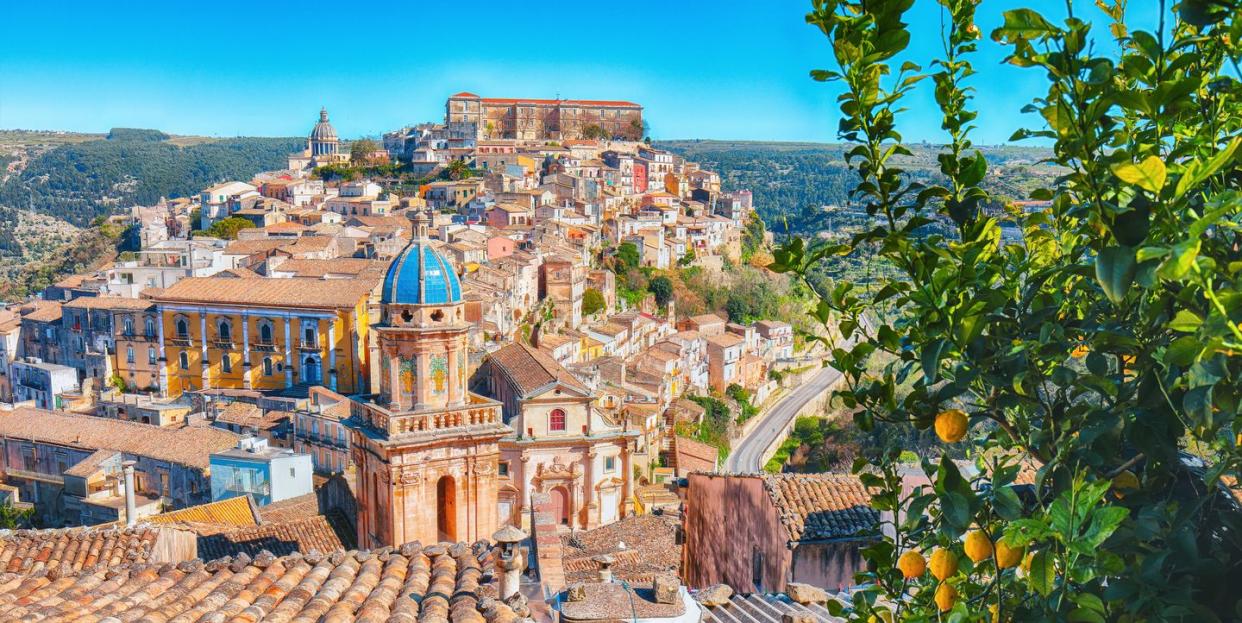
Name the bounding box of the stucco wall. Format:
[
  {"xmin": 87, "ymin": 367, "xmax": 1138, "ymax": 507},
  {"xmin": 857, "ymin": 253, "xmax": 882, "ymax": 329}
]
[{"xmin": 682, "ymin": 473, "xmax": 791, "ymax": 593}]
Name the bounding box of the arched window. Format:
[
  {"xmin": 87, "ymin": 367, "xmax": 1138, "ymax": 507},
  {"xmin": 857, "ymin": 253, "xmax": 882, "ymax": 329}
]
[
  {"xmin": 179, "ymin": 351, "xmax": 189, "ymax": 370},
  {"xmin": 145, "ymin": 316, "xmax": 156, "ymax": 337},
  {"xmin": 218, "ymin": 319, "xmax": 231, "ymax": 342},
  {"xmin": 549, "ymin": 408, "xmax": 567, "ymax": 432},
  {"xmin": 259, "ymin": 320, "xmax": 273, "ymax": 344},
  {"xmin": 221, "ymin": 355, "xmax": 232, "ymax": 373},
  {"xmin": 148, "ymin": 347, "xmax": 156, "ymax": 364},
  {"xmin": 176, "ymin": 318, "xmax": 189, "ymax": 339},
  {"xmin": 263, "ymin": 357, "xmax": 273, "ymax": 376},
  {"xmin": 122, "ymin": 316, "xmax": 134, "ymax": 336},
  {"xmin": 126, "ymin": 346, "xmax": 134, "ymax": 363}
]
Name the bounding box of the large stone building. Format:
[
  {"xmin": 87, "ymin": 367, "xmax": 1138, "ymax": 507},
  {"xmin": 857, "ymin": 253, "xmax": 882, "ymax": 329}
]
[
  {"xmin": 476, "ymin": 342, "xmax": 637, "ymax": 530},
  {"xmin": 345, "ymin": 211, "xmax": 510, "ymax": 549},
  {"xmin": 308, "ymin": 107, "xmax": 339, "ymax": 157},
  {"xmin": 446, "ymin": 92, "xmax": 644, "ymax": 141},
  {"xmin": 143, "ymin": 276, "xmax": 377, "ymax": 397}
]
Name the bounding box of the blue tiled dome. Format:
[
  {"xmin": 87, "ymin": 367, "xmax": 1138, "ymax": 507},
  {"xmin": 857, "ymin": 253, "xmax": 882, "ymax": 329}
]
[{"xmin": 381, "ymin": 241, "xmax": 462, "ymax": 305}]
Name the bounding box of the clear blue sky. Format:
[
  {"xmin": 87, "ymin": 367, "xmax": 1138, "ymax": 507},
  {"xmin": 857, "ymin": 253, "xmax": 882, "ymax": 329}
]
[{"xmin": 0, "ymin": 0, "xmax": 1155, "ymax": 144}]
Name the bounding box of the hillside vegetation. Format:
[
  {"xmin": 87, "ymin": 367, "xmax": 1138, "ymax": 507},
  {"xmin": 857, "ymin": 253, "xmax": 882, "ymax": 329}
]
[
  {"xmin": 0, "ymin": 130, "xmax": 302, "ymax": 228},
  {"xmin": 0, "ymin": 129, "xmax": 302, "ymax": 300},
  {"xmin": 658, "ymin": 139, "xmax": 1060, "ymax": 237}
]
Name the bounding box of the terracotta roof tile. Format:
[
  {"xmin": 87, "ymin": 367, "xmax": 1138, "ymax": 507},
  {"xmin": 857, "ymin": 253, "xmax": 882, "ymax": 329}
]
[
  {"xmin": 0, "ymin": 537, "xmax": 504, "ymax": 622},
  {"xmin": 762, "ymin": 473, "xmax": 879, "ymax": 541},
  {"xmin": 147, "ymin": 496, "xmax": 262, "ymax": 529},
  {"xmin": 0, "ymin": 525, "xmax": 164, "ymax": 575},
  {"xmin": 0, "ymin": 408, "xmax": 239, "ymax": 470},
  {"xmin": 196, "ymin": 514, "xmax": 354, "ymax": 560},
  {"xmin": 487, "ymin": 342, "xmax": 590, "ymax": 398},
  {"xmin": 154, "ymin": 276, "xmax": 377, "ymax": 310}
]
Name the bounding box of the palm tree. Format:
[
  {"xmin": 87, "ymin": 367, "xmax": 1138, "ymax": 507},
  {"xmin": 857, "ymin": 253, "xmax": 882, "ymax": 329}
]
[{"xmin": 445, "ymin": 159, "xmax": 472, "ymax": 181}]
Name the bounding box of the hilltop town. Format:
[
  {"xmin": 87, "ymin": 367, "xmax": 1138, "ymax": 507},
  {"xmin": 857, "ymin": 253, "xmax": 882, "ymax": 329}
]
[{"xmin": 0, "ymin": 94, "xmax": 870, "ymax": 621}]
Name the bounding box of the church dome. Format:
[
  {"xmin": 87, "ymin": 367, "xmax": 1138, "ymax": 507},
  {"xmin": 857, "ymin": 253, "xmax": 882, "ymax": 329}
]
[
  {"xmin": 381, "ymin": 239, "xmax": 462, "ymax": 306},
  {"xmin": 310, "ymin": 107, "xmax": 338, "ymax": 142}
]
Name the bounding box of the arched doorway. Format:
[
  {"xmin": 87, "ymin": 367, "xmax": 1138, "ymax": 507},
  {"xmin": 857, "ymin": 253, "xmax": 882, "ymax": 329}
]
[
  {"xmin": 550, "ymin": 485, "xmax": 570, "ymax": 525},
  {"xmin": 437, "ymin": 476, "xmax": 457, "ymax": 541},
  {"xmin": 303, "ymin": 355, "xmax": 321, "ymax": 384}
]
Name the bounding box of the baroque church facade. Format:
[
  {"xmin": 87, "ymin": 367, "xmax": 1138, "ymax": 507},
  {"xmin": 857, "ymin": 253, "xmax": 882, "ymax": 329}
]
[{"xmin": 345, "ymin": 211, "xmax": 637, "ymax": 549}]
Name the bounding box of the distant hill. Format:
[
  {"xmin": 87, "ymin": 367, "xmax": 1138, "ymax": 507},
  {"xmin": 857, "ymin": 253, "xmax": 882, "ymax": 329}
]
[
  {"xmin": 0, "ymin": 130, "xmax": 303, "ymax": 228},
  {"xmin": 657, "ymin": 139, "xmax": 1060, "ymax": 237}
]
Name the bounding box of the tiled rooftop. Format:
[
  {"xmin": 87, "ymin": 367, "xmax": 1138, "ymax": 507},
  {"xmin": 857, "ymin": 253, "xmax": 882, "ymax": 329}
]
[
  {"xmin": 488, "ymin": 342, "xmax": 589, "ymax": 398},
  {"xmin": 0, "ymin": 408, "xmax": 239, "ymax": 470},
  {"xmin": 154, "ymin": 276, "xmax": 378, "ymax": 310},
  {"xmin": 197, "ymin": 513, "xmax": 355, "ymax": 560},
  {"xmin": 0, "ymin": 540, "xmax": 512, "ymax": 623},
  {"xmin": 762, "ymin": 473, "xmax": 879, "ymax": 542},
  {"xmin": 0, "ymin": 525, "xmax": 164, "ymax": 575}
]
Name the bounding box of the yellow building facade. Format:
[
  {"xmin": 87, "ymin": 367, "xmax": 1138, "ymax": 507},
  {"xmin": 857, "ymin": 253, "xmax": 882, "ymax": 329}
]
[{"xmin": 148, "ymin": 277, "xmax": 377, "ymax": 398}]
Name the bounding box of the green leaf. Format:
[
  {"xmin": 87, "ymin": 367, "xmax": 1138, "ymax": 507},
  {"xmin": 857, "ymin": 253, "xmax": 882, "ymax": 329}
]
[
  {"xmin": 1158, "ymin": 239, "xmax": 1201, "ymax": 280},
  {"xmin": 1169, "ymin": 310, "xmax": 1203, "ymax": 333},
  {"xmin": 1175, "ymin": 138, "xmax": 1240, "ymax": 198},
  {"xmin": 1165, "ymin": 336, "xmax": 1203, "ymax": 367},
  {"xmin": 960, "ymin": 151, "xmax": 987, "ymax": 187},
  {"xmin": 1111, "ymin": 156, "xmax": 1167, "ymax": 193},
  {"xmin": 1068, "ymin": 609, "xmax": 1106, "ymax": 623},
  {"xmin": 921, "ymin": 339, "xmax": 948, "ymax": 384},
  {"xmin": 1082, "ymin": 506, "xmax": 1128, "ymax": 548},
  {"xmin": 1095, "ymin": 246, "xmax": 1136, "ymax": 304},
  {"xmin": 1028, "ymin": 550, "xmax": 1056, "ymax": 597},
  {"xmin": 992, "ymin": 8, "xmax": 1057, "ymax": 42}
]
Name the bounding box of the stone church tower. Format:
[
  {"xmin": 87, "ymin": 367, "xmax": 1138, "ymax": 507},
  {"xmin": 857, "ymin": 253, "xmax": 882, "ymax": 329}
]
[{"xmin": 345, "ymin": 211, "xmax": 510, "ymax": 548}]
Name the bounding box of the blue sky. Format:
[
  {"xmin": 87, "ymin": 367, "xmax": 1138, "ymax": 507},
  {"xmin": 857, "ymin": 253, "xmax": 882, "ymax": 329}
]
[{"xmin": 0, "ymin": 0, "xmax": 1155, "ymax": 144}]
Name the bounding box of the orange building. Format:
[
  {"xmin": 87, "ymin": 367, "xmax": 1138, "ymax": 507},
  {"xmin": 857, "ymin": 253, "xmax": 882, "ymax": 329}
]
[{"xmin": 150, "ymin": 277, "xmax": 376, "ymax": 397}]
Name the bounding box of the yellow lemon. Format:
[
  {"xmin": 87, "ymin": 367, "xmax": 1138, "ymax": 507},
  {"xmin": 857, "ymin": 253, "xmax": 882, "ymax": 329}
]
[
  {"xmin": 929, "ymin": 548, "xmax": 958, "ymax": 580},
  {"xmin": 1071, "ymin": 344, "xmax": 1090, "ymax": 358},
  {"xmin": 897, "ymin": 550, "xmax": 926, "ymax": 579},
  {"xmin": 934, "ymin": 582, "xmax": 957, "ymax": 612},
  {"xmin": 935, "ymin": 409, "xmax": 969, "ymax": 443},
  {"xmin": 995, "ymin": 539, "xmax": 1023, "ymax": 569},
  {"xmin": 964, "ymin": 530, "xmax": 993, "ymax": 563}
]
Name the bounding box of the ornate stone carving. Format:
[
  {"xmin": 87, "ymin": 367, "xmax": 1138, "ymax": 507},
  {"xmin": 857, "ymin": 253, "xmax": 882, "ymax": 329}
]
[{"xmin": 399, "ymin": 467, "xmax": 422, "ymax": 486}]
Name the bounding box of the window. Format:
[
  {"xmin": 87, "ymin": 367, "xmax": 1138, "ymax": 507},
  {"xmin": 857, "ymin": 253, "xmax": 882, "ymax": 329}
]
[
  {"xmin": 148, "ymin": 347, "xmax": 157, "ymax": 365},
  {"xmin": 303, "ymin": 324, "xmax": 316, "ymax": 346},
  {"xmin": 549, "ymin": 409, "xmax": 567, "ymax": 432},
  {"xmin": 221, "ymin": 355, "xmax": 232, "ymax": 373},
  {"xmin": 604, "ymin": 456, "xmax": 616, "ymax": 473},
  {"xmin": 145, "ymin": 317, "xmax": 156, "ymax": 337},
  {"xmin": 179, "ymin": 351, "xmax": 189, "ymax": 370},
  {"xmin": 263, "ymin": 357, "xmax": 273, "ymax": 376},
  {"xmin": 260, "ymin": 322, "xmax": 273, "ymax": 344},
  {"xmin": 218, "ymin": 320, "xmax": 231, "ymax": 342},
  {"xmin": 498, "ymin": 462, "xmax": 509, "ymax": 477},
  {"xmin": 123, "ymin": 316, "xmax": 134, "ymax": 336},
  {"xmin": 176, "ymin": 318, "xmax": 188, "ymax": 338},
  {"xmin": 126, "ymin": 346, "xmax": 134, "ymax": 364}
]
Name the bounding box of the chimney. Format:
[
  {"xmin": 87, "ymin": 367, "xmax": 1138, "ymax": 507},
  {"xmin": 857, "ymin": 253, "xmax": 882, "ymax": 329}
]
[
  {"xmin": 122, "ymin": 460, "xmax": 138, "ymax": 527},
  {"xmin": 593, "ymin": 554, "xmax": 615, "ymax": 583},
  {"xmin": 492, "ymin": 525, "xmax": 528, "ymax": 600}
]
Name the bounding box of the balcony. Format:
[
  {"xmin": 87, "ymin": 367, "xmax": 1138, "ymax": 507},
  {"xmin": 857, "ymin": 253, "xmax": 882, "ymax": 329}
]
[
  {"xmin": 170, "ymin": 335, "xmax": 193, "ymax": 347},
  {"xmin": 253, "ymin": 340, "xmax": 279, "ymax": 353},
  {"xmin": 210, "ymin": 335, "xmax": 235, "ymax": 350},
  {"xmin": 298, "ymin": 339, "xmax": 320, "ymax": 351}
]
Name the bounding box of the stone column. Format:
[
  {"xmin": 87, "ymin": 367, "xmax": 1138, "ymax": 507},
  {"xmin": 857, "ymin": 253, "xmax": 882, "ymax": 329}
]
[
  {"xmin": 199, "ymin": 310, "xmax": 210, "ymax": 389},
  {"xmin": 519, "ymin": 453, "xmax": 531, "ymax": 529},
  {"xmin": 620, "ymin": 441, "xmax": 632, "ymax": 519},
  {"xmin": 241, "ymin": 312, "xmax": 252, "ymax": 390},
  {"xmin": 156, "ymin": 306, "xmax": 168, "ymax": 397},
  {"xmin": 493, "ymin": 525, "xmax": 528, "ymax": 600},
  {"xmin": 584, "ymin": 448, "xmax": 596, "ymax": 529},
  {"xmin": 284, "ymin": 317, "xmax": 293, "ymax": 388},
  {"xmin": 328, "ymin": 317, "xmax": 337, "ymax": 392}
]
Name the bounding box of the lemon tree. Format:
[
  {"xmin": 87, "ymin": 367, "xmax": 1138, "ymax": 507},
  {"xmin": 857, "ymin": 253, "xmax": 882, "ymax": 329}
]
[{"xmin": 774, "ymin": 0, "xmax": 1242, "ymax": 620}]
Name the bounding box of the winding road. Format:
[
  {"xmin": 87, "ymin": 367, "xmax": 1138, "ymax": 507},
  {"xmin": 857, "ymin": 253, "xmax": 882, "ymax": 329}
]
[{"xmin": 723, "ymin": 364, "xmax": 845, "ymax": 472}]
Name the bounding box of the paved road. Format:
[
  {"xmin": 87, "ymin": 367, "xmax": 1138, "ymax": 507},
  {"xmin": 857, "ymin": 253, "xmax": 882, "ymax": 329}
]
[{"xmin": 723, "ymin": 364, "xmax": 845, "ymax": 472}]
